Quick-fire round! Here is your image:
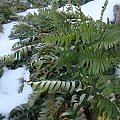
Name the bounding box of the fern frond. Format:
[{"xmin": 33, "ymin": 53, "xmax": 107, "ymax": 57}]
[
  {"xmin": 28, "ymin": 80, "xmax": 80, "ymax": 107},
  {"xmin": 78, "ymin": 48, "xmax": 115, "ymax": 75},
  {"xmin": 94, "ymin": 26, "xmax": 120, "ymax": 50},
  {"xmin": 0, "ymin": 45, "xmax": 34, "ymax": 63},
  {"xmin": 9, "ymin": 104, "xmax": 31, "ymax": 120},
  {"xmin": 9, "ymin": 23, "xmax": 37, "ymax": 40},
  {"xmin": 96, "ymin": 75, "xmax": 120, "ymax": 97},
  {"xmin": 38, "ymin": 95, "xmax": 55, "ymax": 120},
  {"xmin": 29, "ymin": 80, "xmax": 80, "ymax": 93},
  {"xmin": 93, "ymin": 94, "xmax": 120, "ymax": 119},
  {"xmin": 11, "ymin": 36, "xmax": 41, "ymax": 51}
]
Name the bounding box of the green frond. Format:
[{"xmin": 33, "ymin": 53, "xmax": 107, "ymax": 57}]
[
  {"xmin": 2, "ymin": 2, "xmax": 120, "ymax": 120},
  {"xmin": 9, "ymin": 104, "xmax": 31, "ymax": 120},
  {"xmin": 38, "ymin": 95, "xmax": 55, "ymax": 120},
  {"xmin": 93, "ymin": 94, "xmax": 120, "ymax": 119},
  {"xmin": 11, "ymin": 36, "xmax": 41, "ymax": 51},
  {"xmin": 96, "ymin": 75, "xmax": 120, "ymax": 96},
  {"xmin": 28, "ymin": 89, "xmax": 43, "ymax": 107},
  {"xmin": 9, "ymin": 23, "xmax": 37, "ymax": 40},
  {"xmin": 78, "ymin": 48, "xmax": 116, "ymax": 75},
  {"xmin": 93, "ymin": 25, "xmax": 120, "ymax": 50},
  {"xmin": 30, "ymin": 80, "xmax": 79, "ymax": 93}
]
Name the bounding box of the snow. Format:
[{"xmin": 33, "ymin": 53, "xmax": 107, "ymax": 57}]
[
  {"xmin": 81, "ymin": 0, "xmax": 120, "ymax": 23},
  {"xmin": 0, "ymin": 67, "xmax": 32, "ymax": 115},
  {"xmin": 0, "ymin": 22, "xmax": 19, "ymax": 56},
  {"xmin": 17, "ymin": 8, "xmax": 39, "ymax": 17},
  {"xmin": 58, "ymin": 0, "xmax": 120, "ymax": 23},
  {"xmin": 58, "ymin": 4, "xmax": 78, "ymax": 13}
]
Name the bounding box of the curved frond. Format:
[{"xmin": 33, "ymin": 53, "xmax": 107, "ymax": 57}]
[
  {"xmin": 28, "ymin": 80, "xmax": 80, "ymax": 107},
  {"xmin": 0, "ymin": 45, "xmax": 34, "ymax": 63}
]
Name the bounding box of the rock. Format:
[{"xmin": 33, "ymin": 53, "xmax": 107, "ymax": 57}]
[{"xmin": 113, "ymin": 5, "xmax": 120, "ymax": 24}]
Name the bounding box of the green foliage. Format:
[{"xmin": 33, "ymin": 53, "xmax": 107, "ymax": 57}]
[
  {"xmin": 93, "ymin": 94, "xmax": 119, "ymax": 119},
  {"xmin": 0, "ymin": 0, "xmax": 29, "ymax": 24},
  {"xmin": 9, "ymin": 104, "xmax": 33, "ymax": 120},
  {"xmin": 1, "ymin": 3, "xmax": 120, "ymax": 120},
  {"xmin": 14, "ymin": 0, "xmax": 29, "ymax": 11},
  {"xmin": 23, "ymin": 8, "xmax": 69, "ymax": 33},
  {"xmin": 9, "ymin": 7, "xmax": 77, "ymax": 40},
  {"xmin": 10, "ymin": 23, "xmax": 37, "ymax": 40},
  {"xmin": 0, "ymin": 2, "xmax": 15, "ymax": 23}
]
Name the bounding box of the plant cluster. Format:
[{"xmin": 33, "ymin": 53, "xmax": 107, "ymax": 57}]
[
  {"xmin": 0, "ymin": 1, "xmax": 120, "ymax": 120},
  {"xmin": 0, "ymin": 0, "xmax": 30, "ymax": 24},
  {"xmin": 9, "ymin": 7, "xmax": 78, "ymax": 40}
]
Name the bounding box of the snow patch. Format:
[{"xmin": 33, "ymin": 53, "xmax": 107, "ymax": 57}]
[
  {"xmin": 0, "ymin": 22, "xmax": 19, "ymax": 56},
  {"xmin": 58, "ymin": 0, "xmax": 120, "ymax": 23},
  {"xmin": 81, "ymin": 0, "xmax": 120, "ymax": 23},
  {"xmin": 0, "ymin": 67, "xmax": 32, "ymax": 116},
  {"xmin": 17, "ymin": 8, "xmax": 39, "ymax": 17}
]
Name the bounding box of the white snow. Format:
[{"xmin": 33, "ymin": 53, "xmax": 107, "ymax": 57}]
[
  {"xmin": 17, "ymin": 8, "xmax": 39, "ymax": 17},
  {"xmin": 58, "ymin": 0, "xmax": 120, "ymax": 23},
  {"xmin": 58, "ymin": 4, "xmax": 78, "ymax": 13},
  {"xmin": 0, "ymin": 22, "xmax": 19, "ymax": 56},
  {"xmin": 0, "ymin": 67, "xmax": 32, "ymax": 115},
  {"xmin": 81, "ymin": 0, "xmax": 120, "ymax": 23}
]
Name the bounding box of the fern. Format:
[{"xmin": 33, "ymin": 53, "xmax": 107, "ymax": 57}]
[
  {"xmin": 9, "ymin": 103, "xmax": 32, "ymax": 120},
  {"xmin": 93, "ymin": 94, "xmax": 120, "ymax": 119},
  {"xmin": 2, "ymin": 4, "xmax": 120, "ymax": 120},
  {"xmin": 9, "ymin": 23, "xmax": 37, "ymax": 40},
  {"xmin": 28, "ymin": 80, "xmax": 80, "ymax": 107},
  {"xmin": 0, "ymin": 45, "xmax": 34, "ymax": 63},
  {"xmin": 38, "ymin": 95, "xmax": 55, "ymax": 120}
]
